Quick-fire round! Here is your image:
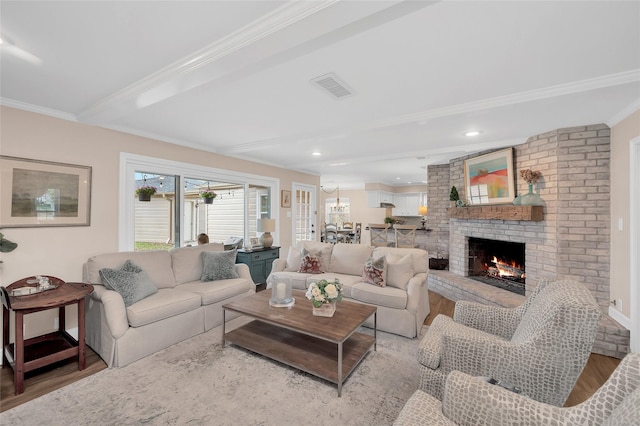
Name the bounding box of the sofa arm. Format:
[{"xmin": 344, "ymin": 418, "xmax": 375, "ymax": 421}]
[
  {"xmin": 442, "ymin": 371, "xmax": 569, "ymax": 425},
  {"xmin": 271, "ymin": 258, "xmax": 287, "ymax": 273},
  {"xmin": 405, "ymin": 272, "xmax": 427, "ymax": 313},
  {"xmin": 234, "ymin": 263, "xmax": 254, "ymax": 284},
  {"xmin": 453, "ymin": 301, "xmax": 520, "ymax": 339},
  {"xmin": 89, "ymin": 285, "xmax": 129, "ymax": 339}
]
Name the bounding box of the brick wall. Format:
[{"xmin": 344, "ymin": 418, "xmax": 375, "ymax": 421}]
[
  {"xmin": 427, "ymin": 123, "xmax": 628, "ymax": 358},
  {"xmin": 426, "ymin": 164, "xmax": 450, "ymax": 257}
]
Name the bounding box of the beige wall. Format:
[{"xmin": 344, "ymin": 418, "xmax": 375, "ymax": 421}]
[
  {"xmin": 610, "ymin": 109, "xmax": 640, "ymax": 318},
  {"xmin": 0, "ymin": 106, "xmax": 319, "ymax": 337}
]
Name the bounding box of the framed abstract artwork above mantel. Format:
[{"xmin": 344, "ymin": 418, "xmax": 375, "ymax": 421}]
[
  {"xmin": 0, "ymin": 156, "xmax": 92, "ymax": 227},
  {"xmin": 464, "ymin": 148, "xmax": 515, "ymax": 205}
]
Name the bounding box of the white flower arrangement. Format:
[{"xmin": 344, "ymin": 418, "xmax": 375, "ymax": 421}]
[{"xmin": 305, "ymin": 279, "xmax": 343, "ymax": 308}]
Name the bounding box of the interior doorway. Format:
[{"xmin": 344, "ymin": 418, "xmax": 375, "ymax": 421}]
[{"xmin": 292, "ymin": 183, "xmax": 317, "ymax": 243}]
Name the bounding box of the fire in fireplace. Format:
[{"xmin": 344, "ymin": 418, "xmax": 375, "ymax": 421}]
[{"xmin": 468, "ymin": 237, "xmax": 525, "ymax": 295}]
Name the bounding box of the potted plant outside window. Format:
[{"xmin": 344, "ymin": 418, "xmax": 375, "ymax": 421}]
[
  {"xmin": 200, "ymin": 190, "xmax": 217, "ymax": 204},
  {"xmin": 136, "ymin": 185, "xmax": 157, "ymax": 202}
]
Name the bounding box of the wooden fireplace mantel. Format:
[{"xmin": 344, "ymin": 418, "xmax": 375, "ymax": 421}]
[{"xmin": 447, "ymin": 205, "xmax": 543, "ymax": 221}]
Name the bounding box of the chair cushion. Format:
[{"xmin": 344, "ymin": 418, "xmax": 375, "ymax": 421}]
[
  {"xmin": 99, "ymin": 259, "xmax": 158, "ymax": 307},
  {"xmin": 603, "ymin": 388, "xmax": 640, "ymax": 426},
  {"xmin": 351, "ymin": 282, "xmax": 407, "ymax": 309},
  {"xmin": 170, "ymin": 243, "xmax": 224, "ymax": 284},
  {"xmin": 201, "ymin": 250, "xmax": 240, "ymax": 281},
  {"xmin": 126, "ymin": 288, "xmax": 201, "ymax": 327}
]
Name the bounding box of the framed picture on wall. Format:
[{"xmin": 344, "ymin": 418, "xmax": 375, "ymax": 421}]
[
  {"xmin": 281, "ymin": 190, "xmax": 291, "ymax": 208},
  {"xmin": 464, "ymin": 148, "xmax": 514, "ymax": 205},
  {"xmin": 0, "ymin": 156, "xmax": 92, "ymax": 227}
]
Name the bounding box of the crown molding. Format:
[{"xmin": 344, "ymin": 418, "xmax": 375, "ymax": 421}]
[
  {"xmin": 607, "ymin": 97, "xmax": 640, "ymax": 127},
  {"xmin": 0, "ymin": 97, "xmax": 77, "ymax": 122},
  {"xmin": 225, "ymin": 70, "xmax": 639, "ymax": 155},
  {"xmin": 77, "ymin": 1, "xmax": 338, "ymax": 123}
]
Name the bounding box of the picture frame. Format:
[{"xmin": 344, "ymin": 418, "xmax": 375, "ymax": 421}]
[
  {"xmin": 464, "ymin": 148, "xmax": 514, "ymax": 205},
  {"xmin": 250, "ymin": 237, "xmax": 262, "ymax": 249},
  {"xmin": 0, "ymin": 156, "xmax": 92, "ymax": 227},
  {"xmin": 281, "ymin": 190, "xmax": 291, "ymax": 208}
]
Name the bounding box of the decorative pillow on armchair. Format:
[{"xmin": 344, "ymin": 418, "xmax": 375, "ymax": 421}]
[
  {"xmin": 201, "ymin": 249, "xmax": 240, "ymax": 281},
  {"xmin": 298, "ymin": 248, "xmax": 324, "ymax": 274},
  {"xmin": 99, "ymin": 259, "xmax": 158, "ymax": 307},
  {"xmin": 362, "ymin": 255, "xmax": 387, "ymax": 287}
]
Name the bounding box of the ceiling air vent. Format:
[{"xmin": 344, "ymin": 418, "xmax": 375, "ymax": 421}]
[{"xmin": 310, "ymin": 73, "xmax": 355, "ymax": 99}]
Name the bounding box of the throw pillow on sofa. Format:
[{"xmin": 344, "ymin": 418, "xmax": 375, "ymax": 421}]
[
  {"xmin": 284, "ymin": 246, "xmax": 302, "ymax": 272},
  {"xmin": 386, "ymin": 253, "xmax": 414, "ymax": 290},
  {"xmin": 363, "ymin": 255, "xmax": 387, "ymax": 287},
  {"xmin": 201, "ymin": 249, "xmax": 240, "ymax": 281},
  {"xmin": 99, "ymin": 259, "xmax": 158, "ymax": 307},
  {"xmin": 298, "ymin": 248, "xmax": 324, "ymax": 274}
]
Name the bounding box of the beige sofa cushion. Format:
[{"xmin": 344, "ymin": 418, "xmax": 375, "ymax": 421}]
[
  {"xmin": 178, "ymin": 278, "xmax": 253, "ymax": 305},
  {"xmin": 351, "ymin": 282, "xmax": 407, "ymax": 309},
  {"xmin": 306, "ymin": 273, "xmax": 363, "ymax": 298},
  {"xmin": 329, "ymin": 243, "xmax": 373, "ymax": 276},
  {"xmin": 86, "ymin": 250, "xmax": 175, "ymax": 289},
  {"xmin": 170, "ymin": 243, "xmax": 224, "ymax": 284},
  {"xmin": 268, "ymin": 271, "xmax": 312, "ymax": 290},
  {"xmin": 126, "ymin": 288, "xmax": 202, "ymax": 327}
]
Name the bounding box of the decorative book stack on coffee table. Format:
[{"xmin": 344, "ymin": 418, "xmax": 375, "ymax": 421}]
[{"xmin": 222, "ymin": 289, "xmax": 376, "ymax": 396}]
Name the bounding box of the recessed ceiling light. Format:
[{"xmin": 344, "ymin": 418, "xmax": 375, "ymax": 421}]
[
  {"xmin": 465, "ymin": 131, "xmax": 481, "ymax": 137},
  {"xmin": 312, "ymin": 152, "xmax": 322, "ymax": 156},
  {"xmin": 396, "ymin": 177, "xmax": 401, "ymax": 180}
]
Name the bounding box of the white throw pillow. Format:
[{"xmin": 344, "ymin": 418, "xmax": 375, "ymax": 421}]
[
  {"xmin": 386, "ymin": 253, "xmax": 414, "ymax": 290},
  {"xmin": 284, "ymin": 246, "xmax": 302, "ymax": 272}
]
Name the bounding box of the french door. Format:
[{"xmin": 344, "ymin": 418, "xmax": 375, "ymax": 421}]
[{"xmin": 292, "ymin": 183, "xmax": 317, "ymax": 243}]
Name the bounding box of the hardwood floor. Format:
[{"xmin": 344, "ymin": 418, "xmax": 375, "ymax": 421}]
[{"xmin": 0, "ymin": 290, "xmax": 621, "ymax": 412}]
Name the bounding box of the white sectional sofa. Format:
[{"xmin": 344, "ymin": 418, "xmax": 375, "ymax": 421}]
[
  {"xmin": 83, "ymin": 243, "xmax": 255, "ymax": 367},
  {"xmin": 267, "ymin": 241, "xmax": 430, "ymax": 338}
]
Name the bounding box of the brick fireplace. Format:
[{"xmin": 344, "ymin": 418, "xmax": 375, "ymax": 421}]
[{"xmin": 426, "ymin": 123, "xmax": 630, "ymax": 358}]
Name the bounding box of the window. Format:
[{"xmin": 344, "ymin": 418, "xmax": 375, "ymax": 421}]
[{"xmin": 122, "ymin": 153, "xmax": 278, "ymax": 252}]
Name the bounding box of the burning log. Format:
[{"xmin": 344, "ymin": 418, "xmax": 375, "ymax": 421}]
[{"xmin": 490, "ymin": 256, "xmax": 525, "ymax": 279}]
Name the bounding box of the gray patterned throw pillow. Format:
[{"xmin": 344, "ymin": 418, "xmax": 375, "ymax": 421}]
[
  {"xmin": 201, "ymin": 249, "xmax": 240, "ymax": 281},
  {"xmin": 99, "ymin": 259, "xmax": 158, "ymax": 307}
]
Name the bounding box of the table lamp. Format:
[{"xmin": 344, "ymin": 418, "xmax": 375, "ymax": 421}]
[
  {"xmin": 257, "ymin": 218, "xmax": 276, "ymax": 248},
  {"xmin": 418, "ymin": 205, "xmax": 428, "ymax": 229}
]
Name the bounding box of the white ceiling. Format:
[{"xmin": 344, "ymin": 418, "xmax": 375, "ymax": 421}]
[{"xmin": 2, "ymin": 1, "xmax": 639, "ymax": 188}]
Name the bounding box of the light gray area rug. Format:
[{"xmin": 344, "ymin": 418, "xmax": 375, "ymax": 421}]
[{"xmin": 2, "ymin": 318, "xmax": 424, "ymax": 426}]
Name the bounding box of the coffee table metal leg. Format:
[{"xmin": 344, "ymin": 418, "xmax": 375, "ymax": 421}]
[
  {"xmin": 222, "ymin": 309, "xmax": 226, "ymax": 348},
  {"xmin": 338, "ymin": 341, "xmax": 343, "ymax": 397},
  {"xmin": 374, "ymin": 311, "xmax": 377, "ymax": 351}
]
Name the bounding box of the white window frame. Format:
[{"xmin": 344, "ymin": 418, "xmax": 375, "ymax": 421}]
[{"xmin": 120, "ymin": 153, "xmax": 279, "ymax": 251}]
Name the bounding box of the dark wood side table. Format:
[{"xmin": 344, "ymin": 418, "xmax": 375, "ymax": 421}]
[
  {"xmin": 236, "ymin": 246, "xmax": 280, "ymax": 285},
  {"xmin": 1, "ymin": 277, "xmax": 94, "ymax": 395}
]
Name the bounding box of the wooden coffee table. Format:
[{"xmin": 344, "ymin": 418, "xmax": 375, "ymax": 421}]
[{"xmin": 222, "ymin": 289, "xmax": 376, "ymax": 396}]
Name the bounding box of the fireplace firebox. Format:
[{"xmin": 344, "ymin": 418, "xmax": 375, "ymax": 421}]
[{"xmin": 468, "ymin": 237, "xmax": 525, "ymax": 295}]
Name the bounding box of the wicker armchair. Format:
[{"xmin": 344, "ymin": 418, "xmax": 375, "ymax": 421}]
[
  {"xmin": 418, "ymin": 279, "xmax": 602, "ymax": 406},
  {"xmin": 395, "ymin": 352, "xmax": 640, "ymax": 426}
]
